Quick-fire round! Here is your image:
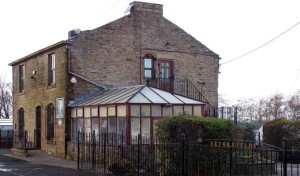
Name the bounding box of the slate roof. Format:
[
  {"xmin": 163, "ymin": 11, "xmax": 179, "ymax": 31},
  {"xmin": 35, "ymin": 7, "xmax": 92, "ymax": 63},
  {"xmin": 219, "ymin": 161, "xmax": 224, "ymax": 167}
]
[{"xmin": 69, "ymin": 85, "xmax": 205, "ymax": 107}]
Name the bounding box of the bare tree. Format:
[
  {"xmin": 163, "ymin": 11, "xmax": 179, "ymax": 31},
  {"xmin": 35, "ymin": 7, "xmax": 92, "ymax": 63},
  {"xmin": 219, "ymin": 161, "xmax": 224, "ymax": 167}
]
[
  {"xmin": 268, "ymin": 93, "xmax": 285, "ymax": 119},
  {"xmin": 0, "ymin": 78, "xmax": 12, "ymax": 119},
  {"xmin": 257, "ymin": 98, "xmax": 267, "ymax": 123},
  {"xmin": 224, "ymin": 91, "xmax": 300, "ymax": 123},
  {"xmin": 286, "ymin": 90, "xmax": 300, "ymax": 120}
]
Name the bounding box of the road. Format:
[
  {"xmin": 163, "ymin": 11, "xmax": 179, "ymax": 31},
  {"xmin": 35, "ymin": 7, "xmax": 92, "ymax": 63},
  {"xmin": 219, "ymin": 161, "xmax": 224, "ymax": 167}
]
[{"xmin": 0, "ymin": 155, "xmax": 99, "ymax": 176}]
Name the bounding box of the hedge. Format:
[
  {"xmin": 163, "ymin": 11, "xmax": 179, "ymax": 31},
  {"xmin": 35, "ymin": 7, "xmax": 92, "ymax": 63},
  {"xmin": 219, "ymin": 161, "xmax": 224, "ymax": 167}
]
[{"xmin": 155, "ymin": 113, "xmax": 236, "ymax": 142}]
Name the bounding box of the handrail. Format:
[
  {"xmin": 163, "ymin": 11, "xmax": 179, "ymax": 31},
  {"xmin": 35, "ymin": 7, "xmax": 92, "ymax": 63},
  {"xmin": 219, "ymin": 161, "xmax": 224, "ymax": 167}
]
[{"xmin": 146, "ymin": 78, "xmax": 218, "ymax": 117}]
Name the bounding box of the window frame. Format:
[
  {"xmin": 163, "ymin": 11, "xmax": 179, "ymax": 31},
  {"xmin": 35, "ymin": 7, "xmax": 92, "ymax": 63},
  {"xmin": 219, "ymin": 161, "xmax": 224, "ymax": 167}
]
[
  {"xmin": 48, "ymin": 53, "xmax": 56, "ymax": 85},
  {"xmin": 19, "ymin": 65, "xmax": 25, "ymax": 92},
  {"xmin": 46, "ymin": 104, "xmax": 55, "ymax": 140},
  {"xmin": 144, "ymin": 55, "xmax": 155, "ymax": 79}
]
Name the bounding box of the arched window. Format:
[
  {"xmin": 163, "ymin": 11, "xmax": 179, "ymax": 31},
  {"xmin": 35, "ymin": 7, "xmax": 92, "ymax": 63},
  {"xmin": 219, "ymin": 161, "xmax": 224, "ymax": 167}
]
[
  {"xmin": 18, "ymin": 108, "xmax": 25, "ymax": 139},
  {"xmin": 46, "ymin": 104, "xmax": 55, "ymax": 140},
  {"xmin": 144, "ymin": 55, "xmax": 155, "ymax": 79}
]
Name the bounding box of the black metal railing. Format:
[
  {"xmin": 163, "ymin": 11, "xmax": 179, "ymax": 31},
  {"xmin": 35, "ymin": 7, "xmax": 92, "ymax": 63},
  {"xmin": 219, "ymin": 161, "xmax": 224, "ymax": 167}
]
[
  {"xmin": 147, "ymin": 78, "xmax": 218, "ymax": 117},
  {"xmin": 77, "ymin": 132, "xmax": 300, "ymax": 176},
  {"xmin": 0, "ymin": 129, "xmax": 13, "ymax": 149},
  {"xmin": 13, "ymin": 130, "xmax": 36, "ymax": 150}
]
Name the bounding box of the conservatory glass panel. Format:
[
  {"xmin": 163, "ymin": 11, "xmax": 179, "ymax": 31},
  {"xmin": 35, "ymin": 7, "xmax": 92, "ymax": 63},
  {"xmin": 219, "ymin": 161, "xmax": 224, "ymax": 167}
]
[
  {"xmin": 194, "ymin": 106, "xmax": 201, "ymax": 116},
  {"xmin": 84, "ymin": 107, "xmax": 90, "ymax": 117},
  {"xmin": 71, "ymin": 108, "xmax": 76, "ymax": 117},
  {"xmin": 174, "ymin": 106, "xmax": 183, "ymax": 115},
  {"xmin": 84, "ymin": 118, "xmax": 91, "ymax": 134},
  {"xmin": 131, "ymin": 105, "xmax": 140, "ymax": 117},
  {"xmin": 91, "ymin": 108, "xmax": 98, "ymax": 117},
  {"xmin": 153, "ymin": 119, "xmax": 160, "ymax": 142},
  {"xmin": 184, "ymin": 106, "xmax": 193, "ymax": 115},
  {"xmin": 71, "ymin": 118, "xmax": 77, "ymax": 141},
  {"xmin": 100, "ymin": 106, "xmax": 107, "ymax": 117},
  {"xmin": 118, "ymin": 117, "xmax": 126, "ymax": 135},
  {"xmin": 131, "ymin": 118, "xmax": 140, "ymax": 137},
  {"xmin": 92, "ymin": 118, "xmax": 99, "ymax": 134},
  {"xmin": 117, "ymin": 105, "xmax": 126, "ymax": 116},
  {"xmin": 141, "ymin": 105, "xmax": 150, "ymax": 116},
  {"xmin": 78, "ymin": 118, "xmax": 84, "ymax": 132},
  {"xmin": 108, "ymin": 106, "xmax": 116, "ymax": 116},
  {"xmin": 141, "ymin": 117, "xmax": 150, "ymax": 139},
  {"xmin": 77, "ymin": 108, "xmax": 83, "ymax": 117},
  {"xmin": 108, "ymin": 117, "xmax": 116, "ymax": 134},
  {"xmin": 100, "ymin": 118, "xmax": 107, "ymax": 133},
  {"xmin": 163, "ymin": 106, "xmax": 172, "ymax": 116},
  {"xmin": 152, "ymin": 105, "xmax": 161, "ymax": 116}
]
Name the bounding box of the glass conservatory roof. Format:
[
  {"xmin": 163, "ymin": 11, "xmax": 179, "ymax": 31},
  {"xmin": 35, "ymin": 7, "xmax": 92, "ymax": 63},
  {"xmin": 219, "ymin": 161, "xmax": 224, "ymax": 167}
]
[{"xmin": 69, "ymin": 85, "xmax": 205, "ymax": 107}]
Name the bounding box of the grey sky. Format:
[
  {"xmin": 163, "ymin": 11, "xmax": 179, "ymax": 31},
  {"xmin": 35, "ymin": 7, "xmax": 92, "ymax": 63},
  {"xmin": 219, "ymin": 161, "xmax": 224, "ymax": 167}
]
[{"xmin": 1, "ymin": 0, "xmax": 299, "ymax": 102}]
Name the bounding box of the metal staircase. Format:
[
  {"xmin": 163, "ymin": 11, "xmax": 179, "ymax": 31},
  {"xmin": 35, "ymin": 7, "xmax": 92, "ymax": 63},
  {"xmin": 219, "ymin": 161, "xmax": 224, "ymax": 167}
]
[{"xmin": 146, "ymin": 78, "xmax": 218, "ymax": 117}]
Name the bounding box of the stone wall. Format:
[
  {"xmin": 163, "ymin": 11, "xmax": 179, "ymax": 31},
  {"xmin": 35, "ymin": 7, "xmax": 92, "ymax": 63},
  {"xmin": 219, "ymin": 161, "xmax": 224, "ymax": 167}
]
[
  {"xmin": 11, "ymin": 44, "xmax": 68, "ymax": 157},
  {"xmin": 69, "ymin": 1, "xmax": 219, "ymax": 106}
]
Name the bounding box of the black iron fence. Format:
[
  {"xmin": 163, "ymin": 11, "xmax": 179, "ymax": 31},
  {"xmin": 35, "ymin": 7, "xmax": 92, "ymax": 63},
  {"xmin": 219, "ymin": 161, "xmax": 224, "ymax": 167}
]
[
  {"xmin": 0, "ymin": 129, "xmax": 13, "ymax": 149},
  {"xmin": 13, "ymin": 130, "xmax": 36, "ymax": 150},
  {"xmin": 77, "ymin": 132, "xmax": 300, "ymax": 176}
]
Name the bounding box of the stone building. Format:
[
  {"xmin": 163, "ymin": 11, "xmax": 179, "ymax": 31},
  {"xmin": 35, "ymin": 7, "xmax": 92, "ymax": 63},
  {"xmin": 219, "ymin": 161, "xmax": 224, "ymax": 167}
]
[{"xmin": 9, "ymin": 1, "xmax": 220, "ymax": 157}]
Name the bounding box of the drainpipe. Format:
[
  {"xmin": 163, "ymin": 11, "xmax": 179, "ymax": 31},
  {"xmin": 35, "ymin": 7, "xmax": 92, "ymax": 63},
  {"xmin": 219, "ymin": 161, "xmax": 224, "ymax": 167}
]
[{"xmin": 66, "ymin": 44, "xmax": 106, "ymax": 89}]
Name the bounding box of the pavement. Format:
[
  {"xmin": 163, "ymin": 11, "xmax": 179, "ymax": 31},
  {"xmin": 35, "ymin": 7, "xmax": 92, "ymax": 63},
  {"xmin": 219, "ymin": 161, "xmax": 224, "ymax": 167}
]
[{"xmin": 0, "ymin": 149, "xmax": 77, "ymax": 169}]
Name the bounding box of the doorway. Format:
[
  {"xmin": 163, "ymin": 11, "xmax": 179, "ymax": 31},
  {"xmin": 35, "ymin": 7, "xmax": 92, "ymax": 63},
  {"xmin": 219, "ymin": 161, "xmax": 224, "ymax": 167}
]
[
  {"xmin": 159, "ymin": 59, "xmax": 174, "ymax": 92},
  {"xmin": 36, "ymin": 106, "xmax": 41, "ymax": 149}
]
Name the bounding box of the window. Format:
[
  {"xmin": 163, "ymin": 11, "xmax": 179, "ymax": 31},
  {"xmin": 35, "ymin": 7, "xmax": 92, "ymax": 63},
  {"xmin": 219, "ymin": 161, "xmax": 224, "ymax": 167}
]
[
  {"xmin": 18, "ymin": 108, "xmax": 25, "ymax": 139},
  {"xmin": 144, "ymin": 55, "xmax": 154, "ymax": 78},
  {"xmin": 46, "ymin": 104, "xmax": 55, "ymax": 140},
  {"xmin": 48, "ymin": 53, "xmax": 55, "ymax": 85},
  {"xmin": 130, "ymin": 105, "xmax": 150, "ymax": 140},
  {"xmin": 19, "ymin": 65, "xmax": 25, "ymax": 92}
]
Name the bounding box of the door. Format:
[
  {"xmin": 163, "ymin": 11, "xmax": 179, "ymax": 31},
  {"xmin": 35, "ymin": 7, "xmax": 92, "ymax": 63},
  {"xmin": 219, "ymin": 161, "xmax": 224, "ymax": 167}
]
[
  {"xmin": 36, "ymin": 106, "xmax": 41, "ymax": 149},
  {"xmin": 159, "ymin": 59, "xmax": 174, "ymax": 92}
]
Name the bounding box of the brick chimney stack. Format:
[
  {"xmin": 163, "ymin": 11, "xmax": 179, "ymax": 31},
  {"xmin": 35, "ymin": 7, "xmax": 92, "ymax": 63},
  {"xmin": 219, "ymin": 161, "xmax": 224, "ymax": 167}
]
[{"xmin": 129, "ymin": 1, "xmax": 163, "ymax": 15}]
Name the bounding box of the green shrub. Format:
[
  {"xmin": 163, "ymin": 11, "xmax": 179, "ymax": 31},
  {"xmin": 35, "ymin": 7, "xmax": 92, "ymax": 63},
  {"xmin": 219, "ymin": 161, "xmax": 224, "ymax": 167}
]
[
  {"xmin": 155, "ymin": 113, "xmax": 236, "ymax": 142},
  {"xmin": 241, "ymin": 123, "xmax": 256, "ymax": 141},
  {"xmin": 108, "ymin": 158, "xmax": 133, "ymax": 176},
  {"xmin": 155, "ymin": 114, "xmax": 236, "ymax": 175},
  {"xmin": 263, "ymin": 118, "xmax": 299, "ymax": 148}
]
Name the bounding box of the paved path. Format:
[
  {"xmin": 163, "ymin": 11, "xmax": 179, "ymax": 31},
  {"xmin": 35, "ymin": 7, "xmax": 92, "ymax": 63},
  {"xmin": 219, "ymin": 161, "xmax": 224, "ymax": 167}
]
[
  {"xmin": 0, "ymin": 149, "xmax": 100, "ymax": 176},
  {"xmin": 1, "ymin": 149, "xmax": 77, "ymax": 169}
]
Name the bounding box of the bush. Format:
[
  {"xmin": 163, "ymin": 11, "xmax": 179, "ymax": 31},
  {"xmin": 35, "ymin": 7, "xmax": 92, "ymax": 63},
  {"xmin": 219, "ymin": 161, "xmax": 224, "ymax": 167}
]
[
  {"xmin": 263, "ymin": 118, "xmax": 300, "ymax": 148},
  {"xmin": 241, "ymin": 123, "xmax": 256, "ymax": 141},
  {"xmin": 155, "ymin": 114, "xmax": 236, "ymax": 175},
  {"xmin": 108, "ymin": 159, "xmax": 133, "ymax": 176},
  {"xmin": 155, "ymin": 113, "xmax": 236, "ymax": 142}
]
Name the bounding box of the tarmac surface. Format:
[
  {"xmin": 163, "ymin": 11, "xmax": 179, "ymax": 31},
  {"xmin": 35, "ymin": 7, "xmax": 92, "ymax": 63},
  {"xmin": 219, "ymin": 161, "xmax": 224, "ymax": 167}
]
[{"xmin": 0, "ymin": 149, "xmax": 100, "ymax": 176}]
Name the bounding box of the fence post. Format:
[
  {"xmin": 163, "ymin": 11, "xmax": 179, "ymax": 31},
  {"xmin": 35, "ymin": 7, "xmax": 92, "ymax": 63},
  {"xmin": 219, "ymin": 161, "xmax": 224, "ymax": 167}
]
[
  {"xmin": 77, "ymin": 130, "xmax": 80, "ymax": 170},
  {"xmin": 137, "ymin": 134, "xmax": 141, "ymax": 176},
  {"xmin": 282, "ymin": 139, "xmax": 287, "ymax": 176},
  {"xmin": 92, "ymin": 131, "xmax": 95, "ymax": 170},
  {"xmin": 0, "ymin": 129, "xmax": 1, "ymax": 147},
  {"xmin": 24, "ymin": 130, "xmax": 27, "ymax": 152},
  {"xmin": 181, "ymin": 134, "xmax": 186, "ymax": 176},
  {"xmin": 34, "ymin": 129, "xmax": 36, "ymax": 149},
  {"xmin": 229, "ymin": 140, "xmax": 232, "ymax": 176},
  {"xmin": 103, "ymin": 133, "xmax": 107, "ymax": 174},
  {"xmin": 6, "ymin": 130, "xmax": 9, "ymax": 149},
  {"xmin": 121, "ymin": 130, "xmax": 124, "ymax": 159}
]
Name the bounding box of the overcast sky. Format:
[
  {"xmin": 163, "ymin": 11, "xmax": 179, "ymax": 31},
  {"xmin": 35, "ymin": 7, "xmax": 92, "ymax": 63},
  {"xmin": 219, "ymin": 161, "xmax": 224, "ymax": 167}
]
[{"xmin": 1, "ymin": 0, "xmax": 299, "ymax": 103}]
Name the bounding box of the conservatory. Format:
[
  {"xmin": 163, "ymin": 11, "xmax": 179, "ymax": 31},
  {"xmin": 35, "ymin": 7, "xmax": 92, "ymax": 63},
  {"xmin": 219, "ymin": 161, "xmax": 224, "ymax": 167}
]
[{"xmin": 69, "ymin": 85, "xmax": 205, "ymax": 142}]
